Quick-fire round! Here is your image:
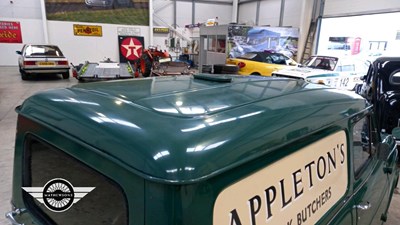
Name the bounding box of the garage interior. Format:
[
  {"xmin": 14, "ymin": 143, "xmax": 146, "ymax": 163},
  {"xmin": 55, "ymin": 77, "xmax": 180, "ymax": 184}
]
[{"xmin": 1, "ymin": 0, "xmax": 400, "ymax": 224}]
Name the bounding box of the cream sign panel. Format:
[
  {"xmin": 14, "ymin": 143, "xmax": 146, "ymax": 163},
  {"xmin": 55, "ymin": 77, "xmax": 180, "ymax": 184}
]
[{"xmin": 213, "ymin": 131, "xmax": 348, "ymax": 225}]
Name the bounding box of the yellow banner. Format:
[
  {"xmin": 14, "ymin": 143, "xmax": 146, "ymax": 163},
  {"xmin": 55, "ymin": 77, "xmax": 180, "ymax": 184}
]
[
  {"xmin": 153, "ymin": 27, "xmax": 169, "ymax": 33},
  {"xmin": 73, "ymin": 24, "xmax": 102, "ymax": 37}
]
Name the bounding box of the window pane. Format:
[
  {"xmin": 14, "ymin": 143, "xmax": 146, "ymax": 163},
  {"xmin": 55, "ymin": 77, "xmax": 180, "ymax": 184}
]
[
  {"xmin": 341, "ymin": 65, "xmax": 355, "ymax": 72},
  {"xmin": 208, "ymin": 36, "xmax": 216, "ymax": 51},
  {"xmin": 217, "ymin": 35, "xmax": 226, "ymax": 53},
  {"xmin": 25, "ymin": 45, "xmax": 63, "ymax": 57},
  {"xmin": 353, "ymin": 117, "xmax": 372, "ymax": 176},
  {"xmin": 390, "ymin": 71, "xmax": 400, "ymax": 85},
  {"xmin": 25, "ymin": 138, "xmax": 128, "ymax": 225}
]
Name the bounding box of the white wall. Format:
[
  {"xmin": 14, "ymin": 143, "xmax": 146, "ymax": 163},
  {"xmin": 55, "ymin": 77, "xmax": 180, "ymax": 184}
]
[
  {"xmin": 259, "ymin": 0, "xmax": 281, "ymax": 26},
  {"xmin": 153, "ymin": 0, "xmax": 233, "ymax": 28},
  {"xmin": 177, "ymin": 2, "xmax": 193, "ymax": 27},
  {"xmin": 238, "ymin": 2, "xmax": 258, "ymax": 25},
  {"xmin": 238, "ymin": 0, "xmax": 302, "ymax": 27},
  {"xmin": 0, "ymin": 0, "xmax": 44, "ymax": 65},
  {"xmin": 47, "ymin": 21, "xmax": 149, "ymax": 65},
  {"xmin": 195, "ymin": 3, "xmax": 233, "ymax": 25},
  {"xmin": 0, "ymin": 19, "xmax": 149, "ymax": 66},
  {"xmin": 283, "ymin": 0, "xmax": 302, "ymax": 27},
  {"xmin": 152, "ymin": 27, "xmax": 196, "ymax": 59},
  {"xmin": 0, "ymin": 0, "xmax": 42, "ymax": 19},
  {"xmin": 324, "ymin": 0, "xmax": 400, "ymax": 17},
  {"xmin": 0, "ymin": 0, "xmax": 151, "ymax": 66},
  {"xmin": 153, "ymin": 1, "xmax": 174, "ymax": 27},
  {"xmin": 0, "ymin": 18, "xmax": 45, "ymax": 66}
]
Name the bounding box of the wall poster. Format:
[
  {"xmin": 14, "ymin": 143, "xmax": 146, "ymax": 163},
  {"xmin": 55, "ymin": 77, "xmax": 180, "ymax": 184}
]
[
  {"xmin": 227, "ymin": 25, "xmax": 299, "ymax": 59},
  {"xmin": 45, "ymin": 0, "xmax": 149, "ymax": 25},
  {"xmin": 0, "ymin": 21, "xmax": 22, "ymax": 43}
]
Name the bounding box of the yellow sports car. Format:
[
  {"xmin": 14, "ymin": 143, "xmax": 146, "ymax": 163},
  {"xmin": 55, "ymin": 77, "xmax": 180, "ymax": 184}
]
[{"xmin": 226, "ymin": 51, "xmax": 298, "ymax": 76}]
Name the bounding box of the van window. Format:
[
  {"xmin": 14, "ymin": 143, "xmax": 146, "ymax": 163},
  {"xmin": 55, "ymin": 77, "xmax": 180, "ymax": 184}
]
[
  {"xmin": 353, "ymin": 117, "xmax": 373, "ymax": 177},
  {"xmin": 23, "ymin": 136, "xmax": 128, "ymax": 225},
  {"xmin": 389, "ymin": 70, "xmax": 400, "ymax": 85}
]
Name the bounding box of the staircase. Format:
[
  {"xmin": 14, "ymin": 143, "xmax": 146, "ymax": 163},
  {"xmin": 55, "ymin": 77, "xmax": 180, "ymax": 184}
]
[{"xmin": 301, "ymin": 21, "xmax": 317, "ymax": 63}]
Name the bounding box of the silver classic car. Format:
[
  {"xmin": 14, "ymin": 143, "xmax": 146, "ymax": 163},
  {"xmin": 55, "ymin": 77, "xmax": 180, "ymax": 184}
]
[{"xmin": 16, "ymin": 44, "xmax": 70, "ymax": 80}]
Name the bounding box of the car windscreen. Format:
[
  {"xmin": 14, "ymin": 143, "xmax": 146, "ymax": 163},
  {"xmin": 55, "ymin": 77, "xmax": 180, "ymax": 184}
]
[
  {"xmin": 304, "ymin": 56, "xmax": 338, "ymax": 71},
  {"xmin": 25, "ymin": 45, "xmax": 64, "ymax": 57},
  {"xmin": 237, "ymin": 53, "xmax": 258, "ymax": 60}
]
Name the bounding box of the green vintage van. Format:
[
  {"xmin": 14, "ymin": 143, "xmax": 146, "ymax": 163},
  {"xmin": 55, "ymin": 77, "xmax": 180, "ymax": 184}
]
[{"xmin": 6, "ymin": 75, "xmax": 399, "ymax": 225}]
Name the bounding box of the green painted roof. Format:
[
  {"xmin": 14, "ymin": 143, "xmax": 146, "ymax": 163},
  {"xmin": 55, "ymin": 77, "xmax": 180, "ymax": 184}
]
[{"xmin": 18, "ymin": 75, "xmax": 366, "ymax": 183}]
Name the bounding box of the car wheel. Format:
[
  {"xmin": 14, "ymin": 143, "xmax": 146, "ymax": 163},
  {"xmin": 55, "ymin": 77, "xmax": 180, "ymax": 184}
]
[
  {"xmin": 202, "ymin": 65, "xmax": 212, "ymax": 73},
  {"xmin": 140, "ymin": 54, "xmax": 153, "ymax": 77},
  {"xmin": 251, "ymin": 72, "xmax": 261, "ymax": 76},
  {"xmin": 62, "ymin": 72, "xmax": 70, "ymax": 79},
  {"xmin": 20, "ymin": 69, "xmax": 29, "ymax": 80},
  {"xmin": 213, "ymin": 64, "xmax": 239, "ymax": 74}
]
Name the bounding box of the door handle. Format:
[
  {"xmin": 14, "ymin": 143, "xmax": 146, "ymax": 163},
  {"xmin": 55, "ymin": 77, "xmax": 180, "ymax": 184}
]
[
  {"xmin": 384, "ymin": 166, "xmax": 393, "ymax": 174},
  {"xmin": 5, "ymin": 207, "xmax": 26, "ymax": 225},
  {"xmin": 354, "ymin": 202, "xmax": 371, "ymax": 210}
]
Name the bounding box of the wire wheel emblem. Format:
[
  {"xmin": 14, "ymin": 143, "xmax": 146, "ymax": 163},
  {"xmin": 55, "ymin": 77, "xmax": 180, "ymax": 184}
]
[{"xmin": 42, "ymin": 178, "xmax": 75, "ymax": 212}]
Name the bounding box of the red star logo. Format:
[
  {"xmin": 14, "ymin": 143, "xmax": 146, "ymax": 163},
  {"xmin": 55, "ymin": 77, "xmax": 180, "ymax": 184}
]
[{"xmin": 120, "ymin": 37, "xmax": 143, "ymax": 60}]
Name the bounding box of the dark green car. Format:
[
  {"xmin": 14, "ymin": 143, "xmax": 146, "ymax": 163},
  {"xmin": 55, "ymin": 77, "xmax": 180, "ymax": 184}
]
[{"xmin": 7, "ymin": 75, "xmax": 399, "ymax": 225}]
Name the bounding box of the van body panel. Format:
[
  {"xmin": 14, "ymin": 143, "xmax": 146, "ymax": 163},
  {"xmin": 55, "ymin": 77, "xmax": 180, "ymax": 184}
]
[
  {"xmin": 8, "ymin": 75, "xmax": 399, "ymax": 225},
  {"xmin": 16, "ymin": 76, "xmax": 366, "ymax": 183}
]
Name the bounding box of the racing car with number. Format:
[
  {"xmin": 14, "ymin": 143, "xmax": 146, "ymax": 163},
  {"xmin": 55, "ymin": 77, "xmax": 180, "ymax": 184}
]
[{"xmin": 272, "ymin": 55, "xmax": 370, "ymax": 90}]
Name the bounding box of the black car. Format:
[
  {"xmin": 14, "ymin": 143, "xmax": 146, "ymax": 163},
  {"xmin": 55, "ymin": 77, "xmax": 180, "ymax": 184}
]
[{"xmin": 359, "ymin": 57, "xmax": 400, "ymax": 133}]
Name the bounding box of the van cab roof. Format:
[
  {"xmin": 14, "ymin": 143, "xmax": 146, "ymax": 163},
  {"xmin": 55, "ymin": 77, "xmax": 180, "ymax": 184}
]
[{"xmin": 17, "ymin": 75, "xmax": 367, "ymax": 183}]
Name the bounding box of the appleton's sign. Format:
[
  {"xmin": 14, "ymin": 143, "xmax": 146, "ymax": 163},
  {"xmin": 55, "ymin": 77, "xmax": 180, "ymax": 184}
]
[
  {"xmin": 214, "ymin": 131, "xmax": 348, "ymax": 225},
  {"xmin": 73, "ymin": 24, "xmax": 102, "ymax": 37},
  {"xmin": 0, "ymin": 21, "xmax": 22, "ymax": 43}
]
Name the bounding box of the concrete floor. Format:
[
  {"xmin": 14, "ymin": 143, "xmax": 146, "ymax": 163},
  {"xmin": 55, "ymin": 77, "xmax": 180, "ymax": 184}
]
[{"xmin": 0, "ymin": 66, "xmax": 399, "ymax": 224}]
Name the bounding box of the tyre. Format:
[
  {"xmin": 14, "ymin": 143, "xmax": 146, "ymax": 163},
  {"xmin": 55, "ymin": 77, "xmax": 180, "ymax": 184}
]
[
  {"xmin": 21, "ymin": 72, "xmax": 28, "ymax": 80},
  {"xmin": 213, "ymin": 64, "xmax": 224, "ymax": 74},
  {"xmin": 202, "ymin": 65, "xmax": 212, "ymax": 73},
  {"xmin": 251, "ymin": 72, "xmax": 261, "ymax": 76},
  {"xmin": 19, "ymin": 67, "xmax": 28, "ymax": 80},
  {"xmin": 213, "ymin": 64, "xmax": 239, "ymax": 74},
  {"xmin": 62, "ymin": 72, "xmax": 70, "ymax": 79},
  {"xmin": 140, "ymin": 54, "xmax": 153, "ymax": 77}
]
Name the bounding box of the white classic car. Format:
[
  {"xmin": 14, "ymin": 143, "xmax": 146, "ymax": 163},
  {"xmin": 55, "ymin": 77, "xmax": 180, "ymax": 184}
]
[
  {"xmin": 16, "ymin": 44, "xmax": 70, "ymax": 80},
  {"xmin": 272, "ymin": 55, "xmax": 370, "ymax": 90}
]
